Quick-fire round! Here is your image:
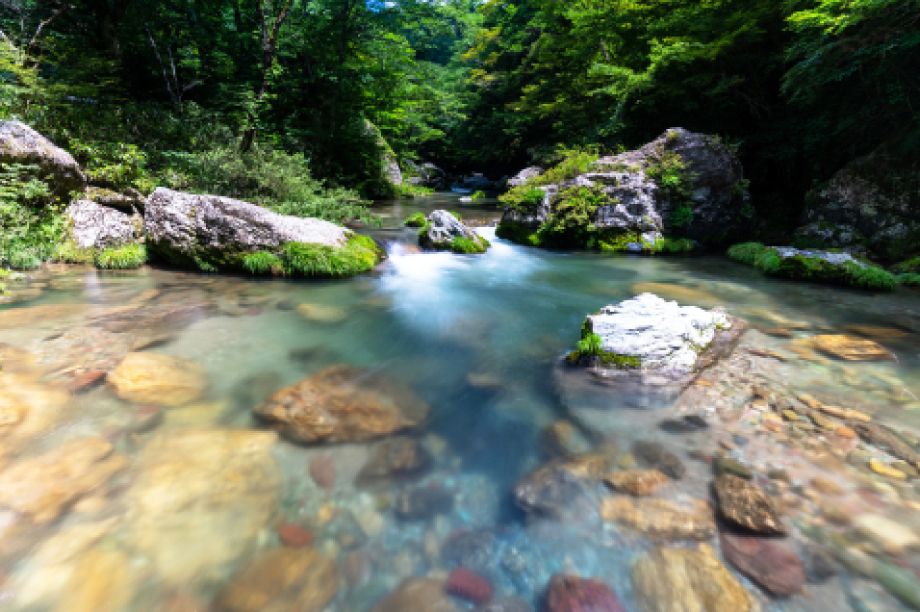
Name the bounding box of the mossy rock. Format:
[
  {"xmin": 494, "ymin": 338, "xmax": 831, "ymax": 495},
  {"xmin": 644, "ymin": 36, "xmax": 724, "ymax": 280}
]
[{"xmin": 404, "ymin": 213, "xmax": 426, "ymax": 228}]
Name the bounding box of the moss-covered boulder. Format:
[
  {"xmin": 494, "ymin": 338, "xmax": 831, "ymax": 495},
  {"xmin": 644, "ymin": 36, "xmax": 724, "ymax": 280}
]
[
  {"xmin": 792, "ymin": 222, "xmax": 867, "ymax": 250},
  {"xmin": 0, "ymin": 121, "xmax": 85, "ymax": 196},
  {"xmin": 144, "ymin": 187, "xmax": 382, "ymax": 276},
  {"xmin": 417, "ymin": 210, "xmax": 490, "ymax": 254},
  {"xmin": 497, "ymin": 128, "xmax": 749, "ymax": 251},
  {"xmin": 728, "ymin": 242, "xmax": 902, "ymax": 291},
  {"xmin": 801, "ymin": 146, "xmax": 920, "ymax": 260},
  {"xmin": 61, "ymin": 199, "xmax": 146, "ymax": 270},
  {"xmin": 404, "ymin": 213, "xmax": 426, "ymax": 228}
]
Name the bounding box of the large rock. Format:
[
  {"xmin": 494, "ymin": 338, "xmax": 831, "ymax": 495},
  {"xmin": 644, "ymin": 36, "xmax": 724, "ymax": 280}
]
[
  {"xmin": 600, "ymin": 497, "xmax": 715, "ymax": 541},
  {"xmin": 67, "ymin": 199, "xmax": 142, "ymax": 249},
  {"xmin": 508, "ymin": 166, "xmax": 544, "ymax": 188},
  {"xmin": 126, "ymin": 429, "xmax": 281, "ymax": 585},
  {"xmin": 406, "ymin": 161, "xmax": 446, "ymax": 189},
  {"xmin": 713, "ymin": 474, "xmax": 787, "ymax": 535},
  {"xmin": 419, "ymin": 210, "xmax": 490, "ymax": 253},
  {"xmin": 0, "ymin": 371, "xmax": 70, "ymax": 454},
  {"xmin": 253, "ymin": 364, "xmax": 429, "ymax": 443},
  {"xmin": 144, "ymin": 187, "xmax": 350, "ymax": 266},
  {"xmin": 632, "ymin": 544, "xmax": 761, "ymax": 612},
  {"xmin": 512, "ymin": 455, "xmax": 609, "ymax": 519},
  {"xmin": 214, "ymin": 548, "xmax": 338, "ymax": 612},
  {"xmin": 578, "ymin": 293, "xmax": 731, "ymax": 373},
  {"xmin": 0, "ymin": 121, "xmax": 85, "ymax": 195},
  {"xmin": 720, "ymin": 531, "xmax": 805, "ymax": 596},
  {"xmin": 0, "ymin": 437, "xmax": 127, "ymax": 523},
  {"xmin": 108, "ymin": 352, "xmax": 208, "ymax": 407},
  {"xmin": 801, "ymin": 146, "xmax": 920, "ymax": 259},
  {"xmin": 500, "ymin": 128, "xmax": 748, "ymax": 244}
]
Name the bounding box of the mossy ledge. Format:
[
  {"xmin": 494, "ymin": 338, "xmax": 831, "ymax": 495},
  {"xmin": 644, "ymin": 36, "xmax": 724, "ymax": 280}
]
[
  {"xmin": 728, "ymin": 242, "xmax": 902, "ymax": 291},
  {"xmin": 404, "ymin": 212, "xmax": 426, "ymax": 228},
  {"xmin": 151, "ymin": 234, "xmax": 383, "ymax": 278},
  {"xmin": 566, "ymin": 349, "xmax": 642, "ymax": 369},
  {"xmin": 496, "ymin": 219, "xmax": 694, "ymax": 254}
]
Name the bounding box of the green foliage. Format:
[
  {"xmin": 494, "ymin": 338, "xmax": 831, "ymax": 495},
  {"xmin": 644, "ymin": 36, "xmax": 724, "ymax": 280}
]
[
  {"xmin": 94, "ymin": 244, "xmax": 147, "ymax": 270},
  {"xmin": 278, "ymin": 235, "xmax": 381, "ymax": 278},
  {"xmin": 53, "ymin": 241, "xmax": 95, "ymax": 265},
  {"xmin": 0, "ymin": 164, "xmax": 65, "ymax": 270},
  {"xmin": 648, "ymin": 237, "xmax": 695, "ymax": 254},
  {"xmin": 898, "ymin": 274, "xmax": 920, "ymax": 288},
  {"xmin": 541, "ymin": 186, "xmax": 609, "ymax": 241},
  {"xmin": 892, "ymin": 257, "xmax": 920, "ymax": 274},
  {"xmin": 470, "ymin": 190, "xmax": 487, "ymax": 200},
  {"xmin": 500, "ymin": 150, "xmax": 600, "ymax": 213},
  {"xmin": 243, "ymin": 252, "xmax": 284, "ymax": 275},
  {"xmin": 404, "ymin": 213, "xmax": 427, "ymax": 227},
  {"xmin": 669, "ymin": 205, "xmax": 693, "ymax": 228},
  {"xmin": 576, "ymin": 332, "xmax": 603, "ymax": 357},
  {"xmin": 495, "ymin": 221, "xmax": 544, "ymax": 247},
  {"xmin": 70, "ymin": 140, "xmax": 154, "ymax": 193},
  {"xmin": 450, "ymin": 236, "xmax": 488, "ymax": 254}
]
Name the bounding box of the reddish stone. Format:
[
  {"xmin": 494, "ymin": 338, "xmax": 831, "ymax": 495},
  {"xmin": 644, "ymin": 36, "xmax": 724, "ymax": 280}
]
[
  {"xmin": 545, "ymin": 574, "xmax": 624, "ymax": 612},
  {"xmin": 309, "ymin": 456, "xmax": 336, "ymax": 490},
  {"xmin": 66, "ymin": 370, "xmax": 107, "ymax": 393},
  {"xmin": 719, "ymin": 531, "xmax": 805, "ymax": 596},
  {"xmin": 277, "ymin": 523, "xmax": 313, "ymax": 548},
  {"xmin": 342, "ymin": 550, "xmax": 371, "ymax": 588},
  {"xmin": 447, "ymin": 567, "xmax": 493, "ymax": 605}
]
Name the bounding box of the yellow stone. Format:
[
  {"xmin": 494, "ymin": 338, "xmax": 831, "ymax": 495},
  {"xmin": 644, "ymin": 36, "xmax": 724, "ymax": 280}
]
[
  {"xmin": 296, "ymin": 303, "xmax": 347, "ymax": 324},
  {"xmin": 65, "ymin": 549, "xmax": 132, "ymax": 612},
  {"xmin": 108, "ymin": 352, "xmax": 208, "ymax": 407},
  {"xmin": 804, "ymin": 335, "xmax": 895, "ymax": 361},
  {"xmin": 869, "ymin": 460, "xmax": 907, "ymax": 479}
]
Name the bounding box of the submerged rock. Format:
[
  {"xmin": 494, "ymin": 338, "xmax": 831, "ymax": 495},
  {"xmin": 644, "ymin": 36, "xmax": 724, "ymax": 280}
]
[
  {"xmin": 541, "ymin": 420, "xmax": 591, "ymax": 458},
  {"xmin": 851, "ymin": 421, "xmax": 920, "ymax": 466},
  {"xmin": 632, "ymin": 544, "xmax": 760, "ymax": 612},
  {"xmin": 214, "ymin": 548, "xmax": 338, "ymax": 612},
  {"xmin": 545, "ymin": 574, "xmax": 625, "ymax": 612},
  {"xmin": 719, "ymin": 531, "xmax": 805, "ymax": 596},
  {"xmin": 447, "ymin": 567, "xmax": 494, "ymax": 605},
  {"xmin": 371, "ymin": 577, "xmax": 458, "ymax": 612},
  {"xmin": 395, "ymin": 485, "xmax": 454, "ymax": 520},
  {"xmin": 513, "ymin": 455, "xmax": 609, "ymax": 519},
  {"xmin": 805, "ymin": 334, "xmax": 894, "ymax": 361},
  {"xmin": 418, "ymin": 210, "xmax": 490, "ymax": 254},
  {"xmin": 108, "ymin": 352, "xmax": 208, "ymax": 407},
  {"xmin": 0, "ymin": 121, "xmax": 85, "ymax": 194},
  {"xmin": 0, "ymin": 437, "xmax": 127, "ymax": 524},
  {"xmin": 604, "ymin": 469, "xmax": 670, "ymax": 496},
  {"xmin": 713, "ymin": 474, "xmax": 787, "ymax": 535},
  {"xmin": 600, "ymin": 497, "xmax": 715, "ymax": 541},
  {"xmin": 254, "ymin": 364, "xmax": 429, "ymax": 443},
  {"xmin": 126, "ymin": 429, "xmax": 281, "ymax": 585},
  {"xmin": 0, "ymin": 372, "xmax": 70, "ymax": 453},
  {"xmin": 633, "ymin": 441, "xmax": 687, "ymax": 480},
  {"xmin": 357, "ymin": 436, "xmax": 431, "ymax": 485}
]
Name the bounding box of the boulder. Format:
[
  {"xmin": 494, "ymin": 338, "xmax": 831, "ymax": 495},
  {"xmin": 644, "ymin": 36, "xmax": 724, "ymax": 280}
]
[
  {"xmin": 632, "ymin": 544, "xmax": 760, "ymax": 612},
  {"xmin": 253, "ymin": 364, "xmax": 429, "ymax": 443},
  {"xmin": 512, "ymin": 455, "xmax": 608, "ymax": 519},
  {"xmin": 85, "ymin": 185, "xmax": 146, "ymax": 209},
  {"xmin": 499, "ymin": 128, "xmax": 748, "ymax": 246},
  {"xmin": 545, "ymin": 574, "xmax": 625, "ymax": 612},
  {"xmin": 144, "ymin": 187, "xmax": 351, "ymax": 267},
  {"xmin": 108, "ymin": 352, "xmax": 208, "ymax": 407},
  {"xmin": 566, "ymin": 294, "xmax": 743, "ymax": 400},
  {"xmin": 508, "ymin": 166, "xmax": 544, "ymax": 188},
  {"xmin": 720, "ymin": 531, "xmax": 805, "ymax": 596},
  {"xmin": 801, "ymin": 146, "xmax": 920, "ymax": 259},
  {"xmin": 214, "ymin": 548, "xmax": 338, "ymax": 612},
  {"xmin": 600, "ymin": 497, "xmax": 715, "ymax": 541},
  {"xmin": 418, "ymin": 210, "xmax": 490, "ymax": 254},
  {"xmin": 604, "ymin": 469, "xmax": 670, "ymax": 496},
  {"xmin": 67, "ymin": 199, "xmax": 142, "ymax": 250},
  {"xmin": 0, "ymin": 437, "xmax": 127, "ymax": 523},
  {"xmin": 713, "ymin": 474, "xmax": 787, "ymax": 535},
  {"xmin": 0, "ymin": 121, "xmax": 85, "ymax": 195},
  {"xmin": 126, "ymin": 429, "xmax": 281, "ymax": 585},
  {"xmin": 792, "ymin": 222, "xmax": 866, "ymax": 250}
]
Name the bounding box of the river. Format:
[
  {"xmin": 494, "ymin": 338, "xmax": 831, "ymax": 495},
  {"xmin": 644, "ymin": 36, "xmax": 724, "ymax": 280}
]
[{"xmin": 0, "ymin": 193, "xmax": 918, "ymax": 611}]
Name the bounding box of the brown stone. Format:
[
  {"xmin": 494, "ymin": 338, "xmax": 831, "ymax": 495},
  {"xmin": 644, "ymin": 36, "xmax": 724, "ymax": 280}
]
[
  {"xmin": 214, "ymin": 548, "xmax": 338, "ymax": 612},
  {"xmin": 719, "ymin": 531, "xmax": 805, "ymax": 596},
  {"xmin": 542, "ymin": 420, "xmax": 587, "ymax": 458},
  {"xmin": 604, "ymin": 469, "xmax": 670, "ymax": 496},
  {"xmin": 309, "ymin": 456, "xmax": 336, "ymax": 489},
  {"xmin": 600, "ymin": 497, "xmax": 715, "ymax": 541},
  {"xmin": 632, "ymin": 545, "xmax": 760, "ymax": 612},
  {"xmin": 513, "ymin": 455, "xmax": 610, "ymax": 518},
  {"xmin": 0, "ymin": 437, "xmax": 127, "ymax": 523},
  {"xmin": 357, "ymin": 436, "xmax": 431, "ymax": 484},
  {"xmin": 811, "ymin": 477, "xmax": 845, "ymax": 496},
  {"xmin": 65, "ymin": 370, "xmax": 107, "ymax": 393},
  {"xmin": 371, "ymin": 577, "xmax": 458, "ymax": 612},
  {"xmin": 633, "ymin": 441, "xmax": 687, "ymax": 479},
  {"xmin": 545, "ymin": 574, "xmax": 624, "ymax": 612},
  {"xmin": 713, "ymin": 474, "xmax": 787, "ymax": 535},
  {"xmin": 126, "ymin": 429, "xmax": 281, "ymax": 585},
  {"xmin": 805, "ymin": 335, "xmax": 895, "ymax": 361},
  {"xmin": 66, "ymin": 549, "xmax": 132, "ymax": 612},
  {"xmin": 852, "ymin": 421, "xmax": 920, "ymax": 466},
  {"xmin": 836, "ymin": 426, "xmax": 856, "ymax": 438},
  {"xmin": 0, "ymin": 372, "xmax": 70, "ymax": 452},
  {"xmin": 108, "ymin": 352, "xmax": 208, "ymax": 407},
  {"xmin": 253, "ymin": 365, "xmax": 429, "ymax": 443}
]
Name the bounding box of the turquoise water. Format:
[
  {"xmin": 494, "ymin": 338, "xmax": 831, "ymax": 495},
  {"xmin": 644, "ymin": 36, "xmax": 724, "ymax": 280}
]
[{"xmin": 0, "ymin": 196, "xmax": 918, "ymax": 610}]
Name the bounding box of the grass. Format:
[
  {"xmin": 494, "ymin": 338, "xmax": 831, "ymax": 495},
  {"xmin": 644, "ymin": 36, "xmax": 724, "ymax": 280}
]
[
  {"xmin": 728, "ymin": 242, "xmax": 900, "ymax": 291},
  {"xmin": 243, "ymin": 252, "xmax": 284, "ymax": 274},
  {"xmin": 892, "ymin": 257, "xmax": 920, "ymax": 274},
  {"xmin": 404, "ymin": 213, "xmax": 426, "ymax": 227},
  {"xmin": 94, "ymin": 243, "xmax": 147, "ymax": 269},
  {"xmin": 277, "ymin": 234, "xmax": 381, "ymax": 277}
]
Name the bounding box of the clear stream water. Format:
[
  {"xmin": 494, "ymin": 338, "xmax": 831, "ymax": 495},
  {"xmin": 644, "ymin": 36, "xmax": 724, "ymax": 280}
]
[{"xmin": 0, "ymin": 193, "xmax": 919, "ymax": 611}]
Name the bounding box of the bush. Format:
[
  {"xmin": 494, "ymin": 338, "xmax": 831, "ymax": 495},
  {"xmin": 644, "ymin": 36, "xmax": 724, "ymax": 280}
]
[
  {"xmin": 95, "ymin": 243, "xmax": 147, "ymax": 269},
  {"xmin": 892, "ymin": 257, "xmax": 920, "ymax": 274},
  {"xmin": 897, "ymin": 273, "xmax": 920, "ymax": 287},
  {"xmin": 0, "ymin": 164, "xmax": 66, "ymax": 270},
  {"xmin": 404, "ymin": 213, "xmax": 426, "ymax": 227}
]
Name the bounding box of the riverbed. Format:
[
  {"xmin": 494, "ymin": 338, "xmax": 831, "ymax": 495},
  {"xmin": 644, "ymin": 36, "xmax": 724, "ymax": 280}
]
[{"xmin": 0, "ymin": 194, "xmax": 918, "ymax": 611}]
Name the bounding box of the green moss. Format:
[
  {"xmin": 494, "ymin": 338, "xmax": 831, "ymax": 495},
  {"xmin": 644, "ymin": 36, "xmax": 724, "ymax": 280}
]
[
  {"xmin": 898, "ymin": 273, "xmax": 920, "ymax": 287},
  {"xmin": 496, "ymin": 220, "xmax": 544, "ymax": 247},
  {"xmin": 243, "ymin": 251, "xmax": 283, "ymax": 274},
  {"xmin": 404, "ymin": 213, "xmax": 426, "ymax": 228},
  {"xmin": 95, "ymin": 243, "xmax": 147, "ymax": 269},
  {"xmin": 597, "ymin": 352, "xmax": 642, "ymax": 368},
  {"xmin": 53, "ymin": 240, "xmax": 96, "ymax": 264},
  {"xmin": 449, "ymin": 236, "xmax": 488, "ymax": 254},
  {"xmin": 648, "ymin": 237, "xmax": 695, "ymax": 254},
  {"xmin": 279, "ymin": 234, "xmax": 381, "ymax": 277},
  {"xmin": 417, "ymin": 221, "xmax": 433, "ymax": 238},
  {"xmin": 727, "ymin": 242, "xmax": 767, "ymax": 265},
  {"xmin": 892, "ymin": 257, "xmax": 920, "ymax": 274}
]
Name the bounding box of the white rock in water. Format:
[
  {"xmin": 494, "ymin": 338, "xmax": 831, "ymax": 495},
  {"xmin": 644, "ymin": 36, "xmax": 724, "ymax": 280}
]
[{"xmin": 586, "ymin": 292, "xmax": 730, "ymax": 374}]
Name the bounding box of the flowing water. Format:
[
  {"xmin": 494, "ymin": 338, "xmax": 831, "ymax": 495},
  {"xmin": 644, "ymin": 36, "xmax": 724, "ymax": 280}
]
[{"xmin": 0, "ymin": 194, "xmax": 919, "ymax": 610}]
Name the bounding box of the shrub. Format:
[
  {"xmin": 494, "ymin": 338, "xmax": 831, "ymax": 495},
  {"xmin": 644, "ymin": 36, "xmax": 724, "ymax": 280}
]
[
  {"xmin": 404, "ymin": 213, "xmax": 426, "ymax": 227},
  {"xmin": 892, "ymin": 257, "xmax": 920, "ymax": 274},
  {"xmin": 0, "ymin": 163, "xmax": 66, "ymax": 269},
  {"xmin": 897, "ymin": 273, "xmax": 920, "ymax": 287},
  {"xmin": 95, "ymin": 243, "xmax": 147, "ymax": 269}
]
